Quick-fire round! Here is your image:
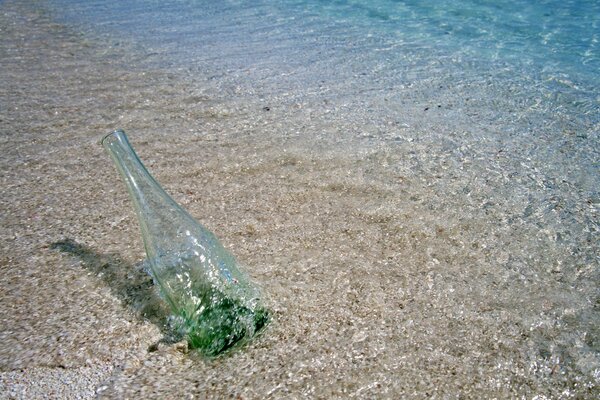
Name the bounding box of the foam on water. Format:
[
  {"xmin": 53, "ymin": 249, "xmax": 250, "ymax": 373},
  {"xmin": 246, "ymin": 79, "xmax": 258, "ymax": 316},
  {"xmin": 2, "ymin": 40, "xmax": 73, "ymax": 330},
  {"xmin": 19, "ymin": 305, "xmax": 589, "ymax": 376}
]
[{"xmin": 38, "ymin": 0, "xmax": 599, "ymax": 396}]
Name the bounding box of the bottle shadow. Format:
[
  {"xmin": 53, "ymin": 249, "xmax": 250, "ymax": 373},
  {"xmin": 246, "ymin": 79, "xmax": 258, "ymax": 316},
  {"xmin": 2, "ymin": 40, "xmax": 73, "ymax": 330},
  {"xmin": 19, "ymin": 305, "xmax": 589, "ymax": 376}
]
[{"xmin": 49, "ymin": 238, "xmax": 183, "ymax": 348}]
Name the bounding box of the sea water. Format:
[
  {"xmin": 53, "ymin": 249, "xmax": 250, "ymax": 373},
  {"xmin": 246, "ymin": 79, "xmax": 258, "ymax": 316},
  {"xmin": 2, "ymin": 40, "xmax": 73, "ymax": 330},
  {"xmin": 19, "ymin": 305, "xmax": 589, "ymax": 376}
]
[
  {"xmin": 41, "ymin": 0, "xmax": 598, "ymax": 395},
  {"xmin": 42, "ymin": 0, "xmax": 599, "ymax": 109}
]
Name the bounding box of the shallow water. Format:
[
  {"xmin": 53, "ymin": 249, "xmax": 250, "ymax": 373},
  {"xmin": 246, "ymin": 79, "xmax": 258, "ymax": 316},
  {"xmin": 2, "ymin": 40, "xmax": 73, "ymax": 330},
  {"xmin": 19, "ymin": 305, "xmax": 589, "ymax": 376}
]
[{"xmin": 1, "ymin": 0, "xmax": 598, "ymax": 398}]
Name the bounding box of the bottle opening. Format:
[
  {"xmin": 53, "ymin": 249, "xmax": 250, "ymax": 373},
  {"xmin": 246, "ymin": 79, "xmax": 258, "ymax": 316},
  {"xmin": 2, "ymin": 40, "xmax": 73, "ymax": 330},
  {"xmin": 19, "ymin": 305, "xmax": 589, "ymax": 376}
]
[{"xmin": 100, "ymin": 129, "xmax": 126, "ymax": 147}]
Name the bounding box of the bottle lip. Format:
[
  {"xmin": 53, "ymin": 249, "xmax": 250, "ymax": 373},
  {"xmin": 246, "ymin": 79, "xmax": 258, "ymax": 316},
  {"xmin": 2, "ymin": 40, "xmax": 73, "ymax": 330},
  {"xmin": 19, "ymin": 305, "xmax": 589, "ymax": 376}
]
[{"xmin": 100, "ymin": 129, "xmax": 126, "ymax": 146}]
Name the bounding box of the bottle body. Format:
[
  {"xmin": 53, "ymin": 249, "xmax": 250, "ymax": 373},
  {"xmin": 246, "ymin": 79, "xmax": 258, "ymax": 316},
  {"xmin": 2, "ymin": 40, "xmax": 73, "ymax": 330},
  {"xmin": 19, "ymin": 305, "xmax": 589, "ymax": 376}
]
[{"xmin": 102, "ymin": 130, "xmax": 268, "ymax": 356}]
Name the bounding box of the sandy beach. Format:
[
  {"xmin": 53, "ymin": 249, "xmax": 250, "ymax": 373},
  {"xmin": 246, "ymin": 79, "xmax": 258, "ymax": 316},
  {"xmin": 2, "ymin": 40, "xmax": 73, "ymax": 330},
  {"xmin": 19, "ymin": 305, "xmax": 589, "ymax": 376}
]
[{"xmin": 1, "ymin": 1, "xmax": 598, "ymax": 398}]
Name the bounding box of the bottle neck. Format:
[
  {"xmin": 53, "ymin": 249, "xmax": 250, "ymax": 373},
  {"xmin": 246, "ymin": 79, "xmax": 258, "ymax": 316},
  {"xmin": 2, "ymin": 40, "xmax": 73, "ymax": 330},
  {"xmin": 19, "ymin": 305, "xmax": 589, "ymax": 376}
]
[{"xmin": 102, "ymin": 130, "xmax": 181, "ymax": 260}]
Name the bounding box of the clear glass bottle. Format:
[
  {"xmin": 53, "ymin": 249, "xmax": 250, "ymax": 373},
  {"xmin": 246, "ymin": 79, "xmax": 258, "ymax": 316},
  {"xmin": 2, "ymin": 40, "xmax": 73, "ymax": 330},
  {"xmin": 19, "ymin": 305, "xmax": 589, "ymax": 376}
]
[{"xmin": 101, "ymin": 129, "xmax": 268, "ymax": 356}]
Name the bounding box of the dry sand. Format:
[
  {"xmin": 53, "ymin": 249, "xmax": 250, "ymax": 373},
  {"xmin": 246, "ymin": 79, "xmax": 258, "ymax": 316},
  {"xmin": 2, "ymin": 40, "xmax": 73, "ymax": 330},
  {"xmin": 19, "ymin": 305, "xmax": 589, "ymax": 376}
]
[{"xmin": 1, "ymin": 1, "xmax": 598, "ymax": 398}]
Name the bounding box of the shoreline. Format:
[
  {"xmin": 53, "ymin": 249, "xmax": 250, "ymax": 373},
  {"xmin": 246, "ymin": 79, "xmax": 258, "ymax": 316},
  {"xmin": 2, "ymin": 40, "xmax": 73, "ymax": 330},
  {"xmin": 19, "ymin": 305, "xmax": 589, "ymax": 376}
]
[{"xmin": 1, "ymin": 1, "xmax": 598, "ymax": 398}]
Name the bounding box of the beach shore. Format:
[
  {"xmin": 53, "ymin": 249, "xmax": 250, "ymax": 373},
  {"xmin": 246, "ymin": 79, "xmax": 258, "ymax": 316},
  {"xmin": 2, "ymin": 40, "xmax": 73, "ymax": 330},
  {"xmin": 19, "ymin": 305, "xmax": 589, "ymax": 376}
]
[{"xmin": 1, "ymin": 1, "xmax": 598, "ymax": 398}]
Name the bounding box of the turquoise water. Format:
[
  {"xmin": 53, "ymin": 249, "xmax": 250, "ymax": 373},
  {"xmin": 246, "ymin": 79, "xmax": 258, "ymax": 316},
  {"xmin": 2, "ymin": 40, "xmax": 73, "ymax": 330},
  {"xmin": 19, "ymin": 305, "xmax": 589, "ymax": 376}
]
[
  {"xmin": 46, "ymin": 0, "xmax": 600, "ymax": 74},
  {"xmin": 45, "ymin": 0, "xmax": 598, "ymax": 147},
  {"xmin": 46, "ymin": 0, "xmax": 599, "ymax": 104}
]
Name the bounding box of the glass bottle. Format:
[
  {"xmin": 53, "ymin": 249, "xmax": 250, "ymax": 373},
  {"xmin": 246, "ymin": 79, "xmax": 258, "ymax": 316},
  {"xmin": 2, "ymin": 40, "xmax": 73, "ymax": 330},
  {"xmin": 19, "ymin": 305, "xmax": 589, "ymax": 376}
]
[{"xmin": 101, "ymin": 129, "xmax": 268, "ymax": 356}]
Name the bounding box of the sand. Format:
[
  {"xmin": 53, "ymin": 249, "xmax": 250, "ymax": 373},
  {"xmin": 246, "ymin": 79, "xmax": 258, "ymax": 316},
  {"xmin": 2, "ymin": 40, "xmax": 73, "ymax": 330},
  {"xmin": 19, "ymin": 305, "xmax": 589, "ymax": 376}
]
[{"xmin": 1, "ymin": 1, "xmax": 598, "ymax": 398}]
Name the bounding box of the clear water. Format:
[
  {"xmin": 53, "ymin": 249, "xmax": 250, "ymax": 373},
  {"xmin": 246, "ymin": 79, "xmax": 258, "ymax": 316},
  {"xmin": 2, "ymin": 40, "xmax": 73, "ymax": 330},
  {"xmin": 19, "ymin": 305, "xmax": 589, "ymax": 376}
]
[
  {"xmin": 44, "ymin": 1, "xmax": 599, "ymax": 160},
  {"xmin": 44, "ymin": 0, "xmax": 600, "ymax": 102},
  {"xmin": 39, "ymin": 0, "xmax": 599, "ymax": 395},
  {"xmin": 43, "ymin": 0, "xmax": 599, "ymax": 184}
]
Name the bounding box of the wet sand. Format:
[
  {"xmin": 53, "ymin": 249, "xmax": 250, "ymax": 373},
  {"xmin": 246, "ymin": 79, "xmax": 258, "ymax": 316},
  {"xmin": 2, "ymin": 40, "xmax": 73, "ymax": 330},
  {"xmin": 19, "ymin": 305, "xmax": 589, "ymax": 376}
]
[{"xmin": 1, "ymin": 1, "xmax": 598, "ymax": 398}]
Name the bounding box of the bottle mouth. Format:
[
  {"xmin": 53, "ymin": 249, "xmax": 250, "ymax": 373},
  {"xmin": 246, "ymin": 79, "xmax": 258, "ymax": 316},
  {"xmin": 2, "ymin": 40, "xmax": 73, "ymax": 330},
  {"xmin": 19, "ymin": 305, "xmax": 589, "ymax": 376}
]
[{"xmin": 100, "ymin": 129, "xmax": 126, "ymax": 146}]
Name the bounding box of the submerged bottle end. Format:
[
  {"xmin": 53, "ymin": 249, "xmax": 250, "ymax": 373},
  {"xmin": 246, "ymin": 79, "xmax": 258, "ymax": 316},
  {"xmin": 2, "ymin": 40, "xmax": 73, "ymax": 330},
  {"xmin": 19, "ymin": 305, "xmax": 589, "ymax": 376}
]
[{"xmin": 184, "ymin": 296, "xmax": 270, "ymax": 357}]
